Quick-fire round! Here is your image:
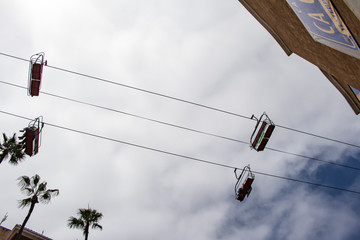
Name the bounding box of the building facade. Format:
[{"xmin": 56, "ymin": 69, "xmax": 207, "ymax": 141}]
[
  {"xmin": 238, "ymin": 0, "xmax": 360, "ymax": 114},
  {"xmin": 0, "ymin": 225, "xmax": 52, "ymax": 240}
]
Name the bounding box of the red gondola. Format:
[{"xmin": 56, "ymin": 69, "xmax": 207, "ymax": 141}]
[
  {"xmin": 19, "ymin": 117, "xmax": 44, "ymax": 157},
  {"xmin": 28, "ymin": 52, "xmax": 46, "ymax": 96},
  {"xmin": 234, "ymin": 166, "xmax": 255, "ymax": 202},
  {"xmin": 250, "ymin": 112, "xmax": 275, "ymax": 151}
]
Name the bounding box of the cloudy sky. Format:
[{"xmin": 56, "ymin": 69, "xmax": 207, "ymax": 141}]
[{"xmin": 1, "ymin": 0, "xmax": 360, "ymax": 239}]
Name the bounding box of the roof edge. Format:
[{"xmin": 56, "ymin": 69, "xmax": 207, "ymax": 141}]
[{"xmin": 6, "ymin": 225, "xmax": 53, "ymax": 240}]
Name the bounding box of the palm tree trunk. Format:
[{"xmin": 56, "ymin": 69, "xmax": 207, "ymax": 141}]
[
  {"xmin": 14, "ymin": 201, "xmax": 36, "ymax": 240},
  {"xmin": 85, "ymin": 222, "xmax": 90, "ymax": 240}
]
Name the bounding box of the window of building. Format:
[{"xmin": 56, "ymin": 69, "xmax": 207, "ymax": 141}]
[{"xmin": 349, "ymin": 85, "xmax": 360, "ymax": 101}]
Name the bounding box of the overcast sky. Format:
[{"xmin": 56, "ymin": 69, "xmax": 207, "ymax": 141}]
[{"xmin": 1, "ymin": 0, "xmax": 360, "ymax": 239}]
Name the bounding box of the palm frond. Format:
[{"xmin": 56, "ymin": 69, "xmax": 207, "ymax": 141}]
[
  {"xmin": 92, "ymin": 223, "xmax": 103, "ymax": 230},
  {"xmin": 32, "ymin": 174, "xmax": 41, "ymax": 187},
  {"xmin": 37, "ymin": 182, "xmax": 47, "ymax": 193},
  {"xmin": 24, "ymin": 187, "xmax": 35, "ymax": 196},
  {"xmin": 68, "ymin": 207, "xmax": 103, "ymax": 237},
  {"xmin": 2, "ymin": 133, "xmax": 8, "ymax": 143},
  {"xmin": 7, "ymin": 134, "xmax": 16, "ymax": 146},
  {"xmin": 9, "ymin": 133, "xmax": 17, "ymax": 143},
  {"xmin": 0, "ymin": 133, "xmax": 26, "ymax": 165},
  {"xmin": 67, "ymin": 217, "xmax": 85, "ymax": 229},
  {"xmin": 0, "ymin": 151, "xmax": 8, "ymax": 164},
  {"xmin": 48, "ymin": 189, "xmax": 60, "ymax": 196},
  {"xmin": 17, "ymin": 176, "xmax": 31, "ymax": 190},
  {"xmin": 8, "ymin": 152, "xmax": 23, "ymax": 165},
  {"xmin": 14, "ymin": 146, "xmax": 25, "ymax": 158},
  {"xmin": 79, "ymin": 208, "xmax": 90, "ymax": 219},
  {"xmin": 39, "ymin": 189, "xmax": 59, "ymax": 204},
  {"xmin": 18, "ymin": 197, "xmax": 32, "ymax": 208},
  {"xmin": 93, "ymin": 211, "xmax": 103, "ymax": 219}
]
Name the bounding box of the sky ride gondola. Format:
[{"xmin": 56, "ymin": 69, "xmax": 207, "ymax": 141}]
[
  {"xmin": 250, "ymin": 112, "xmax": 275, "ymax": 151},
  {"xmin": 234, "ymin": 165, "xmax": 255, "ymax": 202},
  {"xmin": 19, "ymin": 117, "xmax": 44, "ymax": 157},
  {"xmin": 28, "ymin": 52, "xmax": 46, "ymax": 96}
]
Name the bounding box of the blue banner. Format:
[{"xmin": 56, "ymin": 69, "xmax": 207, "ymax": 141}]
[{"xmin": 287, "ymin": 0, "xmax": 360, "ymax": 59}]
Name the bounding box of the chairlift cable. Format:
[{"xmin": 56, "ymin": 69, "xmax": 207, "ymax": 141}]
[
  {"xmin": 275, "ymin": 124, "xmax": 360, "ymax": 149},
  {"xmin": 0, "ymin": 52, "xmax": 359, "ymax": 149},
  {"xmin": 1, "ymin": 80, "xmax": 360, "ymax": 172},
  {"xmin": 251, "ymin": 170, "xmax": 360, "ymax": 195},
  {"xmin": 0, "ymin": 80, "xmax": 249, "ymax": 144},
  {"xmin": 0, "ymin": 52, "xmax": 252, "ymax": 119},
  {"xmin": 1, "ymin": 109, "xmax": 360, "ymax": 196},
  {"xmin": 265, "ymin": 147, "xmax": 360, "ymax": 171}
]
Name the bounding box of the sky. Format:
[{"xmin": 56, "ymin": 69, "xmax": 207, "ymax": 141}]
[{"xmin": 1, "ymin": 0, "xmax": 360, "ymax": 239}]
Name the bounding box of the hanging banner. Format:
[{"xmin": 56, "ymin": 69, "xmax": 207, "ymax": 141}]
[{"xmin": 287, "ymin": 0, "xmax": 360, "ymax": 59}]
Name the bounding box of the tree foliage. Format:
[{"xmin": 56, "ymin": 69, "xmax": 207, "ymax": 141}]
[
  {"xmin": 0, "ymin": 133, "xmax": 25, "ymax": 165},
  {"xmin": 15, "ymin": 174, "xmax": 59, "ymax": 240},
  {"xmin": 68, "ymin": 207, "xmax": 103, "ymax": 240}
]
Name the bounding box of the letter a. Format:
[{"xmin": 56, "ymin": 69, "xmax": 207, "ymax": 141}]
[{"xmin": 307, "ymin": 13, "xmax": 330, "ymax": 24}]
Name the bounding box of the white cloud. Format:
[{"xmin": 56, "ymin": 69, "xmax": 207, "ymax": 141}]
[{"xmin": 0, "ymin": 0, "xmax": 360, "ymax": 239}]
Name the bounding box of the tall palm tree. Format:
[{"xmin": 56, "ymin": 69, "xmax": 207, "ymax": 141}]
[
  {"xmin": 15, "ymin": 174, "xmax": 59, "ymax": 240},
  {"xmin": 0, "ymin": 133, "xmax": 25, "ymax": 165},
  {"xmin": 68, "ymin": 207, "xmax": 103, "ymax": 240}
]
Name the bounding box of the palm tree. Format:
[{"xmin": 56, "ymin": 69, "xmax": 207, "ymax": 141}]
[
  {"xmin": 68, "ymin": 207, "xmax": 103, "ymax": 240},
  {"xmin": 15, "ymin": 174, "xmax": 59, "ymax": 240},
  {"xmin": 0, "ymin": 133, "xmax": 25, "ymax": 165}
]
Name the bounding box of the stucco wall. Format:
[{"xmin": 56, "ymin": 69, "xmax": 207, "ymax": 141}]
[
  {"xmin": 0, "ymin": 227, "xmax": 11, "ymax": 240},
  {"xmin": 238, "ymin": 0, "xmax": 360, "ymax": 114},
  {"xmin": 344, "ymin": 0, "xmax": 360, "ymax": 19}
]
